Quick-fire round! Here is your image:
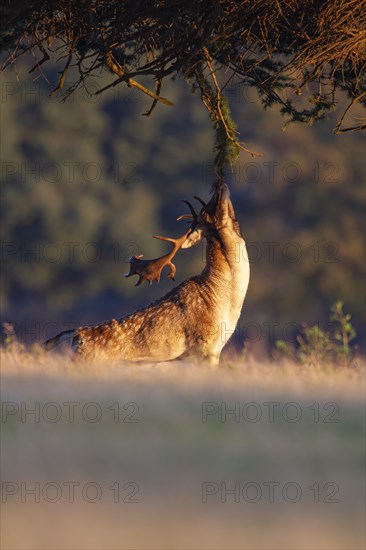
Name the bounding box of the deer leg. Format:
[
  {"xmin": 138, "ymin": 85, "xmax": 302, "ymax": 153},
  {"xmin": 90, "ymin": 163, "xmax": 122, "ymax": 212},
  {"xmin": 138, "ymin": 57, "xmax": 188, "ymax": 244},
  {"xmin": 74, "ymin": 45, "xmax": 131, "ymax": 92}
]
[
  {"xmin": 203, "ymin": 353, "xmax": 220, "ymax": 368},
  {"xmin": 189, "ymin": 349, "xmax": 220, "ymax": 368}
]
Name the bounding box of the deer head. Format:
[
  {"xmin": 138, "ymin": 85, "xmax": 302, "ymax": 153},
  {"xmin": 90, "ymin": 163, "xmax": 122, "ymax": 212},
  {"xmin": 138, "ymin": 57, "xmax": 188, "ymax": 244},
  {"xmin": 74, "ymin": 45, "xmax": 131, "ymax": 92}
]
[
  {"xmin": 182, "ymin": 183, "xmax": 242, "ymax": 249},
  {"xmin": 124, "ymin": 183, "xmax": 239, "ymax": 286}
]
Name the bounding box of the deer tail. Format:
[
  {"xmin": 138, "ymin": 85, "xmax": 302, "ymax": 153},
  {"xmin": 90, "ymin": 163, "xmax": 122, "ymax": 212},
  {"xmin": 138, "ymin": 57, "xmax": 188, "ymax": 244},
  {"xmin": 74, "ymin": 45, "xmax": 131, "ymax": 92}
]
[{"xmin": 43, "ymin": 329, "xmax": 75, "ymax": 351}]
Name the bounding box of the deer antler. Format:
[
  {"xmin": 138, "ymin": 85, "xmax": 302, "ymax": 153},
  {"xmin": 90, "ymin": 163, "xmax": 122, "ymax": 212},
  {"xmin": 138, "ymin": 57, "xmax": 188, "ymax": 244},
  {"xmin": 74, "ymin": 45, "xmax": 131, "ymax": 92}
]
[
  {"xmin": 194, "ymin": 196, "xmax": 206, "ymax": 208},
  {"xmin": 124, "ymin": 200, "xmax": 199, "ymax": 286}
]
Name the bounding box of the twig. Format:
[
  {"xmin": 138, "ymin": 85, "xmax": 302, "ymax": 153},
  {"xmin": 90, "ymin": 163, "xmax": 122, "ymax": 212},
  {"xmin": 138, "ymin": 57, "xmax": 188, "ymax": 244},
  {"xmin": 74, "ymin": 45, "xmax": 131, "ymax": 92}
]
[
  {"xmin": 104, "ymin": 51, "xmax": 174, "ymax": 106},
  {"xmin": 203, "ymin": 48, "xmax": 262, "ymax": 157},
  {"xmin": 49, "ymin": 53, "xmax": 72, "ymax": 96},
  {"xmin": 143, "ymin": 79, "xmax": 162, "ymax": 116},
  {"xmin": 334, "ymin": 122, "xmax": 366, "ymax": 134},
  {"xmin": 333, "ymin": 92, "xmax": 366, "ymax": 134}
]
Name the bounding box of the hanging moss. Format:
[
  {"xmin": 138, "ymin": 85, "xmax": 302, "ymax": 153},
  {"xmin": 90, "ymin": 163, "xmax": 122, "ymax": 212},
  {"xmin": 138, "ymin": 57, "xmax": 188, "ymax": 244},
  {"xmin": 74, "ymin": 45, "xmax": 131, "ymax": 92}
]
[
  {"xmin": 213, "ymin": 93, "xmax": 240, "ymax": 186},
  {"xmin": 195, "ymin": 73, "xmax": 240, "ymax": 189}
]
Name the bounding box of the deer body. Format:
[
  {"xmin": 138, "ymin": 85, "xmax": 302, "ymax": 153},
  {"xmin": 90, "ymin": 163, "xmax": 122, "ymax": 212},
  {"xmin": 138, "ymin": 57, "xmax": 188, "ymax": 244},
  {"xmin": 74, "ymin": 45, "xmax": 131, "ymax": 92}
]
[{"xmin": 45, "ymin": 185, "xmax": 250, "ymax": 366}]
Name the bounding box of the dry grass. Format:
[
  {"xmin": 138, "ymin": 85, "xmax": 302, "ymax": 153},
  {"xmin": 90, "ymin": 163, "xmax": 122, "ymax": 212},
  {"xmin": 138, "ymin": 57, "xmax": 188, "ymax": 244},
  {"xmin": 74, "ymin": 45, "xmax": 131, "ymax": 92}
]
[{"xmin": 1, "ymin": 348, "xmax": 365, "ymax": 549}]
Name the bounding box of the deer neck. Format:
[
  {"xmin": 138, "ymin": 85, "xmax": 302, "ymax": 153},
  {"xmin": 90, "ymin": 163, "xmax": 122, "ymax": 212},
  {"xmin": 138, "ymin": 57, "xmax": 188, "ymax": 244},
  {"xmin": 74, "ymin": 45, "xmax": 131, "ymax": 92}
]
[
  {"xmin": 197, "ymin": 231, "xmax": 249, "ymax": 334},
  {"xmin": 202, "ymin": 232, "xmax": 249, "ymax": 290}
]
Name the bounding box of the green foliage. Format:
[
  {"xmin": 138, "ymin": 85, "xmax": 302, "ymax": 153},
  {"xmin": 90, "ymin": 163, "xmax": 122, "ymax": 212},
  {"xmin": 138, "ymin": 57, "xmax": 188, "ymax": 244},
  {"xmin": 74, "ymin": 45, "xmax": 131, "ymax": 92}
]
[
  {"xmin": 2, "ymin": 322, "xmax": 22, "ymax": 352},
  {"xmin": 281, "ymin": 95, "xmax": 337, "ymax": 129},
  {"xmin": 213, "ymin": 94, "xmax": 240, "ymax": 183},
  {"xmin": 191, "ymin": 69, "xmax": 240, "ymax": 187},
  {"xmin": 2, "ymin": 0, "xmax": 365, "ymax": 136},
  {"xmin": 330, "ymin": 301, "xmax": 357, "ymax": 360},
  {"xmin": 276, "ymin": 302, "xmax": 357, "ymax": 365}
]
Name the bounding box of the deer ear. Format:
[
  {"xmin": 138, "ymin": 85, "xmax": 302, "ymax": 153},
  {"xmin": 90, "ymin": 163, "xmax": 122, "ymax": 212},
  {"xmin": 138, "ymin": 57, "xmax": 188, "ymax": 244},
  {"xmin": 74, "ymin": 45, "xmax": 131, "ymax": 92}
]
[{"xmin": 181, "ymin": 227, "xmax": 203, "ymax": 248}]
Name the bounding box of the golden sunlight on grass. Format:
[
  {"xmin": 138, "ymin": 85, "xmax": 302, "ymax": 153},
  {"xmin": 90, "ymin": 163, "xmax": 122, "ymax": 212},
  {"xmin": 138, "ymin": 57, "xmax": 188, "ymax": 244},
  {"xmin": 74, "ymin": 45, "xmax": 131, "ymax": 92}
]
[{"xmin": 1, "ymin": 349, "xmax": 365, "ymax": 549}]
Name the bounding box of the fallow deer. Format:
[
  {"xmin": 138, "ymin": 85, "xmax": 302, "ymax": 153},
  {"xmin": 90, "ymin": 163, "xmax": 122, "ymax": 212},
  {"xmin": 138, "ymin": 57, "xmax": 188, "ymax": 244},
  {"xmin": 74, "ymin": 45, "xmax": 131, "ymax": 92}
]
[{"xmin": 44, "ymin": 183, "xmax": 250, "ymax": 365}]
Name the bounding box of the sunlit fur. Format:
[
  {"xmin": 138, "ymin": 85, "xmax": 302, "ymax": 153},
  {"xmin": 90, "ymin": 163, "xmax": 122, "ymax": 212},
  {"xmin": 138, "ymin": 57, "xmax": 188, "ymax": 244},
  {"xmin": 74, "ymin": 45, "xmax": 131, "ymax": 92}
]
[{"xmin": 46, "ymin": 184, "xmax": 250, "ymax": 366}]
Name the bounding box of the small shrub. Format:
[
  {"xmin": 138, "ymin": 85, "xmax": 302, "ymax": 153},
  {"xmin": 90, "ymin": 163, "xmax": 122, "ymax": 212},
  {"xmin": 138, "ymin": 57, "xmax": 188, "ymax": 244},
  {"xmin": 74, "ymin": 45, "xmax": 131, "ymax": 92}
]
[{"xmin": 275, "ymin": 301, "xmax": 357, "ymax": 366}]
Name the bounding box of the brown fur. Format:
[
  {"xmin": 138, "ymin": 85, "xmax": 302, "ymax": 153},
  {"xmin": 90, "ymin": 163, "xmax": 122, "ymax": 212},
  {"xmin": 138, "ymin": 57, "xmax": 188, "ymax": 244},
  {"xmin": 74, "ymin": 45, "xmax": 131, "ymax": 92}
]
[{"xmin": 46, "ymin": 185, "xmax": 250, "ymax": 366}]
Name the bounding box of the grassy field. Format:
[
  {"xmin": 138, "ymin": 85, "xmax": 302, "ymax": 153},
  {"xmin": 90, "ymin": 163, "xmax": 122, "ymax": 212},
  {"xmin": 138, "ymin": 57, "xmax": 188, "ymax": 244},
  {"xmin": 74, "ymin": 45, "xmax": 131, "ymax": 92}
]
[{"xmin": 1, "ymin": 349, "xmax": 365, "ymax": 550}]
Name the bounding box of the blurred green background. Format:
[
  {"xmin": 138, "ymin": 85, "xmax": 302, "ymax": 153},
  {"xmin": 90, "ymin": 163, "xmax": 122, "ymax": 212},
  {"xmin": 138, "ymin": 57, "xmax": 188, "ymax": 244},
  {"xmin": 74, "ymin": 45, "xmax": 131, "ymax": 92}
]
[{"xmin": 1, "ymin": 64, "xmax": 365, "ymax": 350}]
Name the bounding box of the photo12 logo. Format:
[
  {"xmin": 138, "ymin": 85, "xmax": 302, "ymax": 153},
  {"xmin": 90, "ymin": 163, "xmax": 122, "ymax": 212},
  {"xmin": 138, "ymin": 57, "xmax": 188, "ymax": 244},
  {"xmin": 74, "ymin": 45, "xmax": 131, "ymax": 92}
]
[
  {"xmin": 201, "ymin": 481, "xmax": 340, "ymax": 504},
  {"xmin": 1, "ymin": 481, "xmax": 140, "ymax": 504},
  {"xmin": 201, "ymin": 401, "xmax": 340, "ymax": 423},
  {"xmin": 2, "ymin": 161, "xmax": 139, "ymax": 185},
  {"xmin": 1, "ymin": 401, "xmax": 140, "ymax": 424}
]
